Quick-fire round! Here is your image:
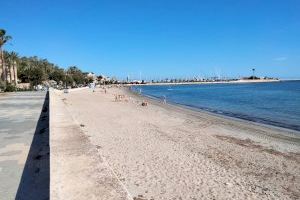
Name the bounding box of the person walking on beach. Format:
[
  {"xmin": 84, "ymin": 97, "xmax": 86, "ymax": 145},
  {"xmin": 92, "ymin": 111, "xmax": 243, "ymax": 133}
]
[
  {"xmin": 90, "ymin": 82, "xmax": 95, "ymax": 92},
  {"xmin": 163, "ymin": 95, "xmax": 167, "ymax": 104}
]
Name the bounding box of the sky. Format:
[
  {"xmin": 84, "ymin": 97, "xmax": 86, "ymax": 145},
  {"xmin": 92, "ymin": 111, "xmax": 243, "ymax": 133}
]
[{"xmin": 1, "ymin": 0, "xmax": 300, "ymax": 80}]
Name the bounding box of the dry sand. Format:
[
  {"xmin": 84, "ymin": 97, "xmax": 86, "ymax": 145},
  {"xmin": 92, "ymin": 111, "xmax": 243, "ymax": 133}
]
[{"xmin": 53, "ymin": 86, "xmax": 300, "ymax": 200}]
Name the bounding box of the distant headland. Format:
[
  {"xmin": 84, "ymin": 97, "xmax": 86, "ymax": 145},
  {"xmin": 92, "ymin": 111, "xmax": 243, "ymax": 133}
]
[{"xmin": 121, "ymin": 76, "xmax": 279, "ymax": 86}]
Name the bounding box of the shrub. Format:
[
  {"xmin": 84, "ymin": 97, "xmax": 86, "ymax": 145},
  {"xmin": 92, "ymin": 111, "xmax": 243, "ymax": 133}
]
[
  {"xmin": 0, "ymin": 80, "xmax": 5, "ymax": 92},
  {"xmin": 5, "ymin": 83, "xmax": 17, "ymax": 92}
]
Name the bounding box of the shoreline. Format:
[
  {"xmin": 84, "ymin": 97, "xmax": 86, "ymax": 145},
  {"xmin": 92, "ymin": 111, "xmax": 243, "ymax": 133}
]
[
  {"xmin": 126, "ymin": 86, "xmax": 300, "ymax": 135},
  {"xmin": 125, "ymin": 86, "xmax": 300, "ymax": 143}
]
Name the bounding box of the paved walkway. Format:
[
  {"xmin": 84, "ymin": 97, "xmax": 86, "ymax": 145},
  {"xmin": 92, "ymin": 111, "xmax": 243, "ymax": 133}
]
[{"xmin": 0, "ymin": 91, "xmax": 48, "ymax": 200}]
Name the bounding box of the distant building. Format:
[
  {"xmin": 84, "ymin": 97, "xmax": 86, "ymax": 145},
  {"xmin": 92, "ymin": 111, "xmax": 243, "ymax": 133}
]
[
  {"xmin": 86, "ymin": 72, "xmax": 97, "ymax": 83},
  {"xmin": 97, "ymin": 75, "xmax": 115, "ymax": 84}
]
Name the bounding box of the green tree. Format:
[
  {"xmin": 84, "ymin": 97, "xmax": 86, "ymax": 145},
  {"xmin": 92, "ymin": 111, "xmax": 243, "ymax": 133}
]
[
  {"xmin": 65, "ymin": 74, "xmax": 74, "ymax": 87},
  {"xmin": 0, "ymin": 29, "xmax": 12, "ymax": 82},
  {"xmin": 1, "ymin": 29, "xmax": 95, "ymax": 91},
  {"xmin": 29, "ymin": 67, "xmax": 46, "ymax": 86},
  {"xmin": 67, "ymin": 66, "xmax": 86, "ymax": 85},
  {"xmin": 49, "ymin": 67, "xmax": 65, "ymax": 83},
  {"xmin": 3, "ymin": 51, "xmax": 18, "ymax": 84},
  {"xmin": 9, "ymin": 51, "xmax": 19, "ymax": 85}
]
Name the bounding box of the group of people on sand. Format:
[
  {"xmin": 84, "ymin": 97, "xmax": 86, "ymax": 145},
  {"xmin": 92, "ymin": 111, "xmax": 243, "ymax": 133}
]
[
  {"xmin": 113, "ymin": 93, "xmax": 149, "ymax": 106},
  {"xmin": 97, "ymin": 85, "xmax": 170, "ymax": 107},
  {"xmin": 114, "ymin": 94, "xmax": 126, "ymax": 102},
  {"xmin": 111, "ymin": 90, "xmax": 149, "ymax": 106}
]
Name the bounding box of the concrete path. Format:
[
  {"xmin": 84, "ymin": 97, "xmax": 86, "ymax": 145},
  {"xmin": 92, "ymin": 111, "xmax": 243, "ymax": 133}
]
[
  {"xmin": 0, "ymin": 91, "xmax": 49, "ymax": 200},
  {"xmin": 50, "ymin": 90, "xmax": 131, "ymax": 200}
]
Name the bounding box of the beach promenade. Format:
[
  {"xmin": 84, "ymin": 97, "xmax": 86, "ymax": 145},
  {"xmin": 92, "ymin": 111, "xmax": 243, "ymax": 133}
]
[
  {"xmin": 50, "ymin": 87, "xmax": 300, "ymax": 200},
  {"xmin": 0, "ymin": 91, "xmax": 49, "ymax": 200}
]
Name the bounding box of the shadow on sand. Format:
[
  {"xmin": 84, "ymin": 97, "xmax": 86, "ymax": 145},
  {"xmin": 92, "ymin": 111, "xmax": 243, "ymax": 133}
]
[{"xmin": 15, "ymin": 92, "xmax": 50, "ymax": 200}]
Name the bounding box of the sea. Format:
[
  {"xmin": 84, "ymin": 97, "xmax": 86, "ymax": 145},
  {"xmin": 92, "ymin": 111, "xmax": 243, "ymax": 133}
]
[{"xmin": 131, "ymin": 80, "xmax": 300, "ymax": 132}]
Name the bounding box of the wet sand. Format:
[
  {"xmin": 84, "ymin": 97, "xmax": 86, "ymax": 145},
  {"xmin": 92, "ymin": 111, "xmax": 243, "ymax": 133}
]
[{"xmin": 53, "ymin": 86, "xmax": 300, "ymax": 200}]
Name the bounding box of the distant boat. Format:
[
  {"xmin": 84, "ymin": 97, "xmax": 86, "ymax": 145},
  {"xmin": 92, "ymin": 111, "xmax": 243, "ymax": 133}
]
[{"xmin": 167, "ymin": 85, "xmax": 173, "ymax": 91}]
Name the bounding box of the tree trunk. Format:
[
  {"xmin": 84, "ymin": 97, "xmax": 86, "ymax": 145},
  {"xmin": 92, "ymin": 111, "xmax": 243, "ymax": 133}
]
[
  {"xmin": 0, "ymin": 56, "xmax": 2, "ymax": 81},
  {"xmin": 9, "ymin": 62, "xmax": 13, "ymax": 83},
  {"xmin": 0, "ymin": 48, "xmax": 4, "ymax": 81},
  {"xmin": 0, "ymin": 49, "xmax": 6, "ymax": 82},
  {"xmin": 13, "ymin": 61, "xmax": 18, "ymax": 85}
]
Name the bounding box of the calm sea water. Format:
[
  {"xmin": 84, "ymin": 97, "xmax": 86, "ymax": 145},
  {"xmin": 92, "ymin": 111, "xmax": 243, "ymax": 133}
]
[{"xmin": 132, "ymin": 81, "xmax": 300, "ymax": 132}]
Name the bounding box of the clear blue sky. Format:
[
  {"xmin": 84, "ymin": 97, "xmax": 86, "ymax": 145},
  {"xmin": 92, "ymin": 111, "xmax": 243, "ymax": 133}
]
[{"xmin": 1, "ymin": 0, "xmax": 300, "ymax": 80}]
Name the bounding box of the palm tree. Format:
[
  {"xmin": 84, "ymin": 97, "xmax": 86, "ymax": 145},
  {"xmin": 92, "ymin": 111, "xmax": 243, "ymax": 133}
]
[
  {"xmin": 9, "ymin": 51, "xmax": 19, "ymax": 85},
  {"xmin": 3, "ymin": 51, "xmax": 12, "ymax": 82},
  {"xmin": 0, "ymin": 29, "xmax": 12, "ymax": 82}
]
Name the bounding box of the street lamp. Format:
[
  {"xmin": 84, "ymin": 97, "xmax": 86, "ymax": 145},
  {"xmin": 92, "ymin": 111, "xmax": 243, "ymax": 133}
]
[{"xmin": 252, "ymin": 68, "xmax": 255, "ymax": 79}]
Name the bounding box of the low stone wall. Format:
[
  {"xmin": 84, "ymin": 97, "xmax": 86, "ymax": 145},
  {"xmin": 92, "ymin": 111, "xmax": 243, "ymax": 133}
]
[{"xmin": 17, "ymin": 83, "xmax": 30, "ymax": 89}]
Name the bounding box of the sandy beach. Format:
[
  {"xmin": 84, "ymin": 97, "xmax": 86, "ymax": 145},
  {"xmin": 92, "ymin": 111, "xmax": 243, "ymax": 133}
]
[{"xmin": 52, "ymin": 86, "xmax": 300, "ymax": 200}]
